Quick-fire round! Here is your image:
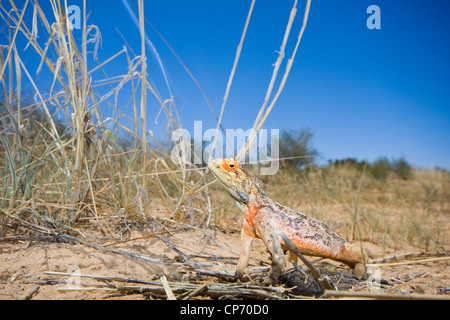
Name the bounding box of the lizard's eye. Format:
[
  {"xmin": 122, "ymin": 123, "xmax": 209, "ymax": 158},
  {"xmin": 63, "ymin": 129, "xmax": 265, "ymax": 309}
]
[{"xmin": 220, "ymin": 161, "xmax": 237, "ymax": 171}]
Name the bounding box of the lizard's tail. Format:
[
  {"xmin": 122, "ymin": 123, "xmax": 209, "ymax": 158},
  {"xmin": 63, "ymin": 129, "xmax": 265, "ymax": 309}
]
[{"xmin": 335, "ymin": 243, "xmax": 366, "ymax": 267}]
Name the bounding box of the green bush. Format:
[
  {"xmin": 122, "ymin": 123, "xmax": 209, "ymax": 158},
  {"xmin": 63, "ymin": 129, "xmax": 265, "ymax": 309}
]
[
  {"xmin": 328, "ymin": 156, "xmax": 413, "ymax": 181},
  {"xmin": 329, "ymin": 158, "xmax": 369, "ymax": 172},
  {"xmin": 278, "ymin": 128, "xmax": 318, "ymax": 169},
  {"xmin": 391, "ymin": 157, "xmax": 412, "ymax": 180},
  {"xmin": 370, "ymin": 157, "xmax": 391, "ymax": 180}
]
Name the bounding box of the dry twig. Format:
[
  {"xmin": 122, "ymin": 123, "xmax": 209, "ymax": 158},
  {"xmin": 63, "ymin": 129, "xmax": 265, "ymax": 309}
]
[
  {"xmin": 160, "ymin": 275, "xmax": 176, "ymax": 300},
  {"xmin": 156, "ymin": 235, "xmax": 201, "ymax": 269},
  {"xmin": 323, "ymin": 290, "xmax": 450, "ymax": 300},
  {"xmin": 43, "ymin": 270, "xmax": 286, "ymax": 299},
  {"xmin": 22, "ymin": 285, "xmax": 40, "ymax": 300}
]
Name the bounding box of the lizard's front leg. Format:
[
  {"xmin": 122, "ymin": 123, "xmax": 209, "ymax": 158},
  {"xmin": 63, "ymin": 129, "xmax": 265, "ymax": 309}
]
[
  {"xmin": 235, "ymin": 227, "xmax": 253, "ymax": 280},
  {"xmin": 262, "ymin": 232, "xmax": 285, "ymax": 285}
]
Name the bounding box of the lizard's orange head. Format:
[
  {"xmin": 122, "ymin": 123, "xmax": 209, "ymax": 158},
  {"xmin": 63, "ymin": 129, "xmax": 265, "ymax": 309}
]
[{"xmin": 208, "ymin": 158, "xmax": 264, "ymax": 204}]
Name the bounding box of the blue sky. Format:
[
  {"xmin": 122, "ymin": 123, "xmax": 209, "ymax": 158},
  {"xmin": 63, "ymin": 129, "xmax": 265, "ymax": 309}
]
[{"xmin": 4, "ymin": 0, "xmax": 450, "ymax": 169}]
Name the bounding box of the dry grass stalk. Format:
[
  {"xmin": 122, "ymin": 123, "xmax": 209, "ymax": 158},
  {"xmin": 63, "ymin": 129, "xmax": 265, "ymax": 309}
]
[
  {"xmin": 0, "ymin": 0, "xmax": 29, "ymax": 80},
  {"xmin": 237, "ymin": 0, "xmax": 311, "ymax": 161},
  {"xmin": 208, "ymin": 0, "xmax": 255, "ymax": 163},
  {"xmin": 368, "ymin": 256, "xmax": 450, "ymax": 267},
  {"xmin": 138, "ymin": 0, "xmax": 147, "ymax": 188}
]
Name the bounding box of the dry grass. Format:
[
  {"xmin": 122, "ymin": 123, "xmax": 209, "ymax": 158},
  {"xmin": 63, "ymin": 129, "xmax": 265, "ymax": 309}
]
[{"xmin": 0, "ymin": 0, "xmax": 199, "ymax": 234}]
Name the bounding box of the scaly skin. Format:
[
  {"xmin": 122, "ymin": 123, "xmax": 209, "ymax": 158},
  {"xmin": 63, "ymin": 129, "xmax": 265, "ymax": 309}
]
[{"xmin": 208, "ymin": 158, "xmax": 365, "ymax": 285}]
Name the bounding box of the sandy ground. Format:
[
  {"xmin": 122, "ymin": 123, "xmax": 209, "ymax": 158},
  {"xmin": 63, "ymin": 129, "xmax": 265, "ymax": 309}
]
[{"xmin": 0, "ymin": 225, "xmax": 448, "ymax": 300}]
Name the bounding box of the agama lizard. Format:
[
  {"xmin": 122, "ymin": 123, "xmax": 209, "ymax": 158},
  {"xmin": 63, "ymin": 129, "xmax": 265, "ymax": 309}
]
[{"xmin": 208, "ymin": 158, "xmax": 365, "ymax": 285}]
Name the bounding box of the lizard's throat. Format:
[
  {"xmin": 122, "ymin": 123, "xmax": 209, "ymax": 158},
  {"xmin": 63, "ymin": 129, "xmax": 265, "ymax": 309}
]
[
  {"xmin": 225, "ymin": 187, "xmax": 249, "ymax": 204},
  {"xmin": 233, "ymin": 193, "xmax": 264, "ymax": 214}
]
